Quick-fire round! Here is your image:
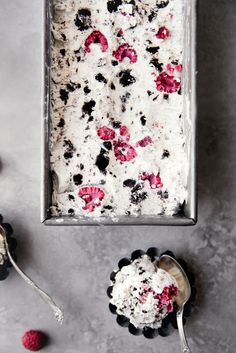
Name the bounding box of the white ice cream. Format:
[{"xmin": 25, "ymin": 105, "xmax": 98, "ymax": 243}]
[
  {"xmin": 50, "ymin": 0, "xmax": 188, "ymax": 219},
  {"xmin": 110, "ymin": 255, "xmax": 178, "ymax": 329}
]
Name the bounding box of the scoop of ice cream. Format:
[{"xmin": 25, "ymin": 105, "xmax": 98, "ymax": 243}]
[{"xmin": 110, "ymin": 254, "xmax": 179, "ymax": 329}]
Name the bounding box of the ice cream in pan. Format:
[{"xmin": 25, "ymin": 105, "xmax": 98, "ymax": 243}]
[
  {"xmin": 50, "ymin": 0, "xmax": 188, "ymax": 220},
  {"xmin": 107, "ymin": 248, "xmax": 196, "ymax": 338}
]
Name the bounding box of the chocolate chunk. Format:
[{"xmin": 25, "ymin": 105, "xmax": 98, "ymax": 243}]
[
  {"xmin": 130, "ymin": 192, "xmax": 147, "ymax": 205},
  {"xmin": 146, "ymin": 46, "xmax": 160, "ymax": 54},
  {"xmin": 103, "ymin": 141, "xmax": 112, "ymax": 150},
  {"xmin": 80, "ymin": 163, "xmax": 84, "ymax": 170},
  {"xmin": 157, "ymin": 1, "xmax": 169, "ymax": 9},
  {"xmin": 82, "ymin": 100, "xmax": 96, "ymax": 116},
  {"xmin": 84, "ymin": 86, "xmax": 91, "ymax": 95},
  {"xmin": 61, "ymin": 33, "xmax": 66, "ymax": 41},
  {"xmin": 95, "ymin": 151, "xmax": 110, "ymax": 174},
  {"xmin": 68, "ymin": 208, "xmax": 75, "ymax": 215},
  {"xmin": 75, "ymin": 8, "xmax": 91, "ymax": 31},
  {"xmin": 131, "ymin": 183, "xmax": 142, "ymax": 193},
  {"xmin": 150, "ymin": 58, "xmax": 163, "ymax": 72},
  {"xmin": 123, "ymin": 179, "xmax": 136, "ymax": 188},
  {"xmin": 107, "ymin": 0, "xmax": 122, "ymax": 13},
  {"xmin": 68, "ymin": 194, "xmax": 75, "ymax": 200},
  {"xmin": 140, "ymin": 115, "xmax": 147, "ymax": 126},
  {"xmin": 57, "ymin": 118, "xmax": 65, "ymax": 128},
  {"xmin": 162, "ymin": 149, "xmax": 170, "ymax": 158},
  {"xmin": 104, "ymin": 205, "xmax": 113, "ymax": 210},
  {"xmin": 64, "ymin": 140, "xmax": 74, "ymax": 150},
  {"xmin": 121, "ymin": 92, "xmax": 131, "ymax": 103},
  {"xmin": 60, "ymin": 89, "xmax": 69, "ymax": 105},
  {"xmin": 67, "ymin": 83, "xmax": 75, "ymax": 92},
  {"xmin": 110, "ymin": 82, "xmax": 116, "ymax": 90},
  {"xmin": 60, "ymin": 49, "xmax": 66, "ymax": 56},
  {"xmin": 95, "ymin": 73, "xmax": 107, "ymax": 84},
  {"xmin": 73, "ymin": 173, "xmax": 83, "ymax": 185},
  {"xmin": 119, "ymin": 70, "xmax": 136, "ymax": 87},
  {"xmin": 148, "ymin": 11, "xmax": 157, "ymax": 22},
  {"xmin": 112, "ymin": 121, "xmax": 121, "ymax": 129},
  {"xmin": 111, "ymin": 60, "xmax": 119, "ymax": 66},
  {"xmin": 64, "ymin": 151, "xmax": 73, "ymax": 159},
  {"xmin": 163, "ymin": 94, "xmax": 169, "ymax": 100}
]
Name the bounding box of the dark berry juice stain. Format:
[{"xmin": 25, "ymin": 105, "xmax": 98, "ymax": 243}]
[
  {"xmin": 82, "ymin": 100, "xmax": 96, "ymax": 116},
  {"xmin": 150, "ymin": 59, "xmax": 163, "ymax": 72},
  {"xmin": 146, "ymin": 46, "xmax": 159, "ymax": 54},
  {"xmin": 119, "ymin": 70, "xmax": 136, "ymax": 87},
  {"xmin": 60, "ymin": 89, "xmax": 69, "ymax": 105},
  {"xmin": 95, "ymin": 149, "xmax": 110, "ymax": 174},
  {"xmin": 73, "ymin": 173, "xmax": 83, "ymax": 185},
  {"xmin": 75, "ymin": 8, "xmax": 91, "ymax": 31},
  {"xmin": 123, "ymin": 179, "xmax": 136, "ymax": 188},
  {"xmin": 95, "ymin": 73, "xmax": 107, "ymax": 84},
  {"xmin": 107, "ymin": 0, "xmax": 122, "ymax": 13}
]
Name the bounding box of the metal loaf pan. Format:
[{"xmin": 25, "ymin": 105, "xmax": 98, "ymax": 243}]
[{"xmin": 42, "ymin": 0, "xmax": 197, "ymax": 226}]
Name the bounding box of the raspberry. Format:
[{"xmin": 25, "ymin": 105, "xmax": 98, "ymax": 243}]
[
  {"xmin": 135, "ymin": 136, "xmax": 153, "ymax": 148},
  {"xmin": 119, "ymin": 125, "xmax": 130, "ymax": 142},
  {"xmin": 156, "ymin": 26, "xmax": 170, "ymax": 39},
  {"xmin": 78, "ymin": 187, "xmax": 105, "ymax": 212},
  {"xmin": 21, "ymin": 330, "xmax": 47, "ymax": 351},
  {"xmin": 97, "ymin": 126, "xmax": 116, "ymax": 140},
  {"xmin": 141, "ymin": 172, "xmax": 163, "ymax": 189},
  {"xmin": 85, "ymin": 30, "xmax": 108, "ymax": 53},
  {"xmin": 113, "ymin": 44, "xmax": 138, "ymax": 64},
  {"xmin": 113, "ymin": 141, "xmax": 137, "ymax": 162},
  {"xmin": 155, "ymin": 72, "xmax": 180, "ymax": 93}
]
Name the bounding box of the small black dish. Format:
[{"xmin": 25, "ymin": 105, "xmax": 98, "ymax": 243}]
[
  {"xmin": 107, "ymin": 247, "xmax": 196, "ymax": 339},
  {"xmin": 0, "ymin": 215, "xmax": 18, "ymax": 281}
]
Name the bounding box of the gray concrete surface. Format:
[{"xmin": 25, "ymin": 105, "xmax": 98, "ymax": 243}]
[{"xmin": 0, "ymin": 0, "xmax": 236, "ymax": 352}]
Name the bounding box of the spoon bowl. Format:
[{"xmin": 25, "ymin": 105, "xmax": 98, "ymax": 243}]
[{"xmin": 159, "ymin": 254, "xmax": 192, "ymax": 353}]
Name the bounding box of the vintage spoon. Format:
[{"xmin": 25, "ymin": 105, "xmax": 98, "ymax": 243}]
[{"xmin": 159, "ymin": 254, "xmax": 191, "ymax": 353}]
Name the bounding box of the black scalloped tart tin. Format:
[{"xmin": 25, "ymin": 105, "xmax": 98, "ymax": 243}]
[
  {"xmin": 0, "ymin": 214, "xmax": 18, "ymax": 281},
  {"xmin": 107, "ymin": 248, "xmax": 196, "ymax": 339}
]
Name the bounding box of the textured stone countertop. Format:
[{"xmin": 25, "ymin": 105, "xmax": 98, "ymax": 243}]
[{"xmin": 0, "ymin": 1, "xmax": 236, "ymax": 352}]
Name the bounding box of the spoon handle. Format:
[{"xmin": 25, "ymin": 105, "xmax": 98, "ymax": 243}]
[{"xmin": 176, "ymin": 308, "xmax": 191, "ymax": 353}]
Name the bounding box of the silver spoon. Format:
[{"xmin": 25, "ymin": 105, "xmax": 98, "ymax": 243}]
[{"xmin": 159, "ymin": 254, "xmax": 191, "ymax": 353}]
